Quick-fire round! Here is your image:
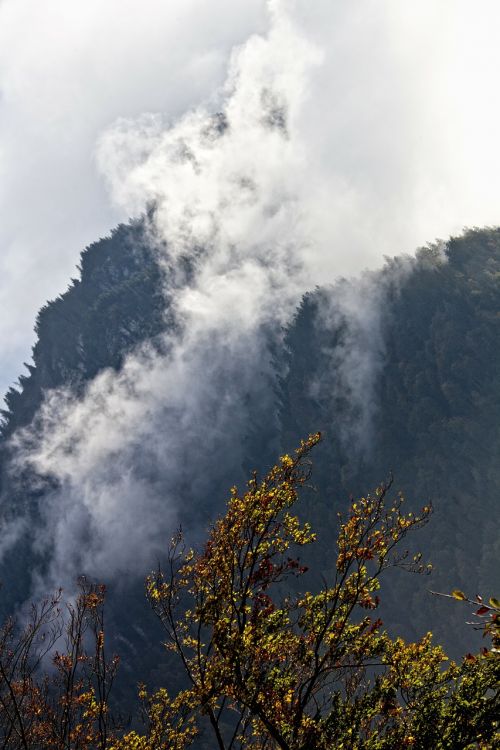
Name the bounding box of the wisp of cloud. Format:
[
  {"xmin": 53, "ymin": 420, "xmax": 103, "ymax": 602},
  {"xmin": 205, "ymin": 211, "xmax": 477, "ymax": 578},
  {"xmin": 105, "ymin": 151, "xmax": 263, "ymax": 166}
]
[
  {"xmin": 9, "ymin": 1, "xmax": 326, "ymax": 595},
  {"xmin": 5, "ymin": 0, "xmax": 500, "ymax": 600}
]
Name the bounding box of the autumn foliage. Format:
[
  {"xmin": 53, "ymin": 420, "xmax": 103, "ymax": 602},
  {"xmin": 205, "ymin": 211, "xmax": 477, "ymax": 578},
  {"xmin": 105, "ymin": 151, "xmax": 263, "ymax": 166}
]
[
  {"xmin": 1, "ymin": 434, "xmax": 499, "ymax": 748},
  {"xmin": 0, "ymin": 580, "xmax": 119, "ymax": 749}
]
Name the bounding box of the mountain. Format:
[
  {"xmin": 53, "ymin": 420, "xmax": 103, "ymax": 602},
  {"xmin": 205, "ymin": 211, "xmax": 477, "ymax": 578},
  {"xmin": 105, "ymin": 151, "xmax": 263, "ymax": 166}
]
[
  {"xmin": 1, "ymin": 221, "xmax": 500, "ymax": 710},
  {"xmin": 1, "ymin": 220, "xmax": 165, "ymax": 441},
  {"xmin": 280, "ymin": 230, "xmax": 500, "ymax": 655}
]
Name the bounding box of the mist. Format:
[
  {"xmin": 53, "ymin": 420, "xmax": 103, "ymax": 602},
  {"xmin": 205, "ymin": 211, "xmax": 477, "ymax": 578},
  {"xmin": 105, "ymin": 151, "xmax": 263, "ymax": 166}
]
[
  {"xmin": 0, "ymin": 0, "xmax": 268, "ymax": 395},
  {"xmin": 9, "ymin": 3, "xmax": 319, "ymax": 593},
  {"xmin": 4, "ymin": 1, "xmax": 500, "ymax": 395},
  {"xmin": 4, "ymin": 0, "xmax": 500, "ymax": 596}
]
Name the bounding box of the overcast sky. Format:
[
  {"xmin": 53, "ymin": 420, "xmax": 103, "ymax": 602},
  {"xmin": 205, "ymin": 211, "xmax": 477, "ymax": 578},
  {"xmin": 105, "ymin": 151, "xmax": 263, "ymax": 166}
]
[{"xmin": 3, "ymin": 0, "xmax": 500, "ymax": 398}]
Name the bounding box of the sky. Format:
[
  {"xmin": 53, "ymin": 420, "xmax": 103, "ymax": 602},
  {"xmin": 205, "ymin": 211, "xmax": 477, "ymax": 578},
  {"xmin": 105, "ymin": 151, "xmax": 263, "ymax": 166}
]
[{"xmin": 2, "ymin": 0, "xmax": 500, "ymax": 397}]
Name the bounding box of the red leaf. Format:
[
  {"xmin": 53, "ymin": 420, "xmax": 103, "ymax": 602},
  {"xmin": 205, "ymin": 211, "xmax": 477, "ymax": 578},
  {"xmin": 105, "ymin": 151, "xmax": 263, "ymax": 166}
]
[{"xmin": 476, "ymin": 606, "xmax": 489, "ymax": 616}]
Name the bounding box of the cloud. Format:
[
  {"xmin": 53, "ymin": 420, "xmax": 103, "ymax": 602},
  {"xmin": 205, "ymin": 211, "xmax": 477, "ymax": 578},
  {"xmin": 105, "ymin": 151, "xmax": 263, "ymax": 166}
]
[
  {"xmin": 5, "ymin": 0, "xmax": 500, "ymax": 597},
  {"xmin": 4, "ymin": 0, "xmax": 500, "ymax": 396},
  {"xmin": 0, "ymin": 0, "xmax": 268, "ymax": 395},
  {"xmin": 310, "ymin": 254, "xmax": 421, "ymax": 462},
  {"xmin": 8, "ymin": 2, "xmax": 321, "ymax": 594}
]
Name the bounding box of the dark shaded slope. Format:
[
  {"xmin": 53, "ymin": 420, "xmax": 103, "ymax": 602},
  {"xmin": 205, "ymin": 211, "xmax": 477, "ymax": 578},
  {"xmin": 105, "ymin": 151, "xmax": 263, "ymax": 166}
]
[
  {"xmin": 279, "ymin": 228, "xmax": 500, "ymax": 657},
  {"xmin": 1, "ymin": 222, "xmax": 500, "ymax": 697},
  {"xmin": 1, "ymin": 219, "xmax": 165, "ymax": 440},
  {"xmin": 0, "ymin": 219, "xmax": 166, "ymax": 614}
]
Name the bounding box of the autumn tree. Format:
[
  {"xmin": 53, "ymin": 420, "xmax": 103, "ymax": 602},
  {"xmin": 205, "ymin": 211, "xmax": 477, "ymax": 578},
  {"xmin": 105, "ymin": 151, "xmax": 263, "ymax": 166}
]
[
  {"xmin": 115, "ymin": 434, "xmax": 499, "ymax": 750},
  {"xmin": 432, "ymin": 588, "xmax": 500, "ymax": 657},
  {"xmin": 0, "ymin": 579, "xmax": 120, "ymax": 749},
  {"xmin": 1, "ymin": 435, "xmax": 499, "ymax": 749}
]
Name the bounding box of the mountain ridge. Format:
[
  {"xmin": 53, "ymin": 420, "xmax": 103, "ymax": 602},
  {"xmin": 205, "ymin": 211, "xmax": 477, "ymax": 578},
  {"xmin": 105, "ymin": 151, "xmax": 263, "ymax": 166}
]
[{"xmin": 1, "ymin": 222, "xmax": 500, "ymax": 674}]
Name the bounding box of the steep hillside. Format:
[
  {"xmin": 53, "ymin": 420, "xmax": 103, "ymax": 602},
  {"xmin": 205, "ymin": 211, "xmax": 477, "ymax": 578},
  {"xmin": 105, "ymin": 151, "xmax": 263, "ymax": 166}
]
[
  {"xmin": 280, "ymin": 228, "xmax": 500, "ymax": 655},
  {"xmin": 0, "ymin": 219, "xmax": 166, "ymax": 618},
  {"xmin": 1, "ymin": 223, "xmax": 500, "ymax": 701},
  {"xmin": 1, "ymin": 219, "xmax": 165, "ymax": 440}
]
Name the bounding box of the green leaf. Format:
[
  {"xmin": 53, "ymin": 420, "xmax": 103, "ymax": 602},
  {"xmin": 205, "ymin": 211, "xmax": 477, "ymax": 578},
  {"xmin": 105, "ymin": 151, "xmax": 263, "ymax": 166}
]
[
  {"xmin": 452, "ymin": 589, "xmax": 467, "ymax": 601},
  {"xmin": 488, "ymin": 597, "xmax": 500, "ymax": 609}
]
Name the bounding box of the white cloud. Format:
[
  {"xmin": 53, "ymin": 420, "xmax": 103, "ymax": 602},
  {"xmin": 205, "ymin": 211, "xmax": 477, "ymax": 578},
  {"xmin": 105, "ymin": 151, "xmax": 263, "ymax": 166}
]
[
  {"xmin": 4, "ymin": 0, "xmax": 500, "ymax": 394},
  {"xmin": 0, "ymin": 0, "xmax": 268, "ymax": 394},
  {"xmin": 10, "ymin": 2, "xmax": 318, "ymax": 590},
  {"xmin": 5, "ymin": 0, "xmax": 500, "ymax": 596}
]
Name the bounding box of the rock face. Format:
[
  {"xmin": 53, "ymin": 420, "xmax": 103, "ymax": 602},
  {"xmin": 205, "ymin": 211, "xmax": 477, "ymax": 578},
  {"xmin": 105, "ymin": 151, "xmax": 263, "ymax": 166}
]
[
  {"xmin": 1, "ymin": 221, "xmax": 500, "ymax": 696},
  {"xmin": 1, "ymin": 220, "xmax": 165, "ymax": 441},
  {"xmin": 0, "ymin": 219, "xmax": 165, "ymax": 621}
]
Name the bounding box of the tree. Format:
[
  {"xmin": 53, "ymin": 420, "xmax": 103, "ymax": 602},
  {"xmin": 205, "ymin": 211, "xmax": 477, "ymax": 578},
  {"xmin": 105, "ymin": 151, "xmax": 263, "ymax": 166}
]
[
  {"xmin": 0, "ymin": 579, "xmax": 120, "ymax": 749},
  {"xmin": 116, "ymin": 434, "xmax": 499, "ymax": 750},
  {"xmin": 1, "ymin": 435, "xmax": 498, "ymax": 748},
  {"xmin": 433, "ymin": 588, "xmax": 500, "ymax": 657}
]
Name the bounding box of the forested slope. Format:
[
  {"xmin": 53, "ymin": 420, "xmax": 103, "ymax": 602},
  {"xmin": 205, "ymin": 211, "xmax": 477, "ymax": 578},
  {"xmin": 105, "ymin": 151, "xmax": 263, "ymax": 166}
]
[
  {"xmin": 1, "ymin": 221, "xmax": 499, "ymax": 684},
  {"xmin": 280, "ymin": 228, "xmax": 500, "ymax": 655},
  {"xmin": 1, "ymin": 220, "xmax": 165, "ymax": 440}
]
